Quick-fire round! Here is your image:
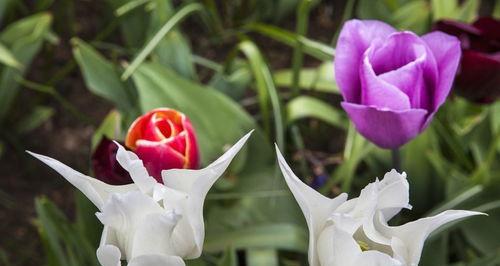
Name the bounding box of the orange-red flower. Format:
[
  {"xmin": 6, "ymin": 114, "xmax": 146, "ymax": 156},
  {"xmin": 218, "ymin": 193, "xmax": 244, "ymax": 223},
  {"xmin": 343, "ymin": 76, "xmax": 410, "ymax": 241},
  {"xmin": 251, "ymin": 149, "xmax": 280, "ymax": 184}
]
[{"xmin": 125, "ymin": 108, "xmax": 200, "ymax": 181}]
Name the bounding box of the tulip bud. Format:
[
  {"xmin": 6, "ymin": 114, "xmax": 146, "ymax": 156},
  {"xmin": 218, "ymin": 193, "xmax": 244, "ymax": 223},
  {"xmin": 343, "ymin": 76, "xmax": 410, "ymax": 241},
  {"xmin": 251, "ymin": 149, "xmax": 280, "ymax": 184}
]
[
  {"xmin": 125, "ymin": 108, "xmax": 200, "ymax": 182},
  {"xmin": 434, "ymin": 17, "xmax": 500, "ymax": 104},
  {"xmin": 334, "ymin": 20, "xmax": 461, "ymax": 148}
]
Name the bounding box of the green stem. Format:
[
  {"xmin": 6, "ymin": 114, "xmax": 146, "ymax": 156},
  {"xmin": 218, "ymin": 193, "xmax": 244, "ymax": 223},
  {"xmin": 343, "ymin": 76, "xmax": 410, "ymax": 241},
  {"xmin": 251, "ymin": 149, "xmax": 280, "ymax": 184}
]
[
  {"xmin": 391, "ymin": 148, "xmax": 401, "ymax": 171},
  {"xmin": 291, "ymin": 0, "xmax": 312, "ymax": 96}
]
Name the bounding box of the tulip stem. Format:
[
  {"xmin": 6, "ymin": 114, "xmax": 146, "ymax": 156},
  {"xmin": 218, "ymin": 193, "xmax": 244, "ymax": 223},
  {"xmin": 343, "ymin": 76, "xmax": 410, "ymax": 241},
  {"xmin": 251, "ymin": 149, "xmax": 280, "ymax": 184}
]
[{"xmin": 391, "ymin": 148, "xmax": 401, "ymax": 171}]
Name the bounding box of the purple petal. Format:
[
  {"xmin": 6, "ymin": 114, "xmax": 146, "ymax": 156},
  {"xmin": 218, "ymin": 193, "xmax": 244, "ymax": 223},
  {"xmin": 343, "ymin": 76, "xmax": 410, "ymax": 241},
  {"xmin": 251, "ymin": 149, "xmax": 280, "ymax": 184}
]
[
  {"xmin": 335, "ymin": 20, "xmax": 396, "ymax": 103},
  {"xmin": 367, "ymin": 32, "xmax": 438, "ymax": 110},
  {"xmin": 422, "ymin": 31, "xmax": 461, "ymax": 112},
  {"xmin": 360, "ymin": 53, "xmax": 411, "ymax": 110},
  {"xmin": 341, "ymin": 102, "xmax": 428, "ymax": 149}
]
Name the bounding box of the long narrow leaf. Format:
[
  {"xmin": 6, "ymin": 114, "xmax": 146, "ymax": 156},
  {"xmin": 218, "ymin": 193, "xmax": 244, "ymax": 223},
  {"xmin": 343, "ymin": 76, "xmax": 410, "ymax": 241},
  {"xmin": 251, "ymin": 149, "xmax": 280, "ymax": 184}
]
[
  {"xmin": 286, "ymin": 95, "xmax": 347, "ymax": 129},
  {"xmin": 121, "ymin": 3, "xmax": 203, "ymax": 80},
  {"xmin": 246, "ymin": 23, "xmax": 334, "ymax": 61},
  {"xmin": 237, "ymin": 40, "xmax": 285, "ymax": 149}
]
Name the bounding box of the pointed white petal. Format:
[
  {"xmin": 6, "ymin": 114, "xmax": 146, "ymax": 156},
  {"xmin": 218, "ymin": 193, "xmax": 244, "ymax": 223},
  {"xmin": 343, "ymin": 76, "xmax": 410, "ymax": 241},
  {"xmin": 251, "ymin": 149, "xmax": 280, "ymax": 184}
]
[
  {"xmin": 157, "ymin": 132, "xmax": 252, "ymax": 258},
  {"xmin": 128, "ymin": 254, "xmax": 185, "ymax": 266},
  {"xmin": 28, "ymin": 151, "xmax": 136, "ymax": 210},
  {"xmin": 114, "ymin": 142, "xmax": 157, "ymax": 194},
  {"xmin": 276, "ymin": 146, "xmax": 348, "ymax": 266},
  {"xmin": 97, "ymin": 244, "xmax": 121, "ymax": 266},
  {"xmin": 160, "ymin": 131, "xmax": 253, "ymax": 193},
  {"xmin": 375, "ymin": 210, "xmax": 484, "ymax": 265}
]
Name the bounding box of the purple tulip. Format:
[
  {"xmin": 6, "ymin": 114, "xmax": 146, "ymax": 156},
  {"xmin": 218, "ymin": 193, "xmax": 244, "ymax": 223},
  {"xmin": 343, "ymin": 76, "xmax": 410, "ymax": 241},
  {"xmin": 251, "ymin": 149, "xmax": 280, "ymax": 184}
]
[
  {"xmin": 334, "ymin": 20, "xmax": 461, "ymax": 149},
  {"xmin": 434, "ymin": 17, "xmax": 500, "ymax": 104}
]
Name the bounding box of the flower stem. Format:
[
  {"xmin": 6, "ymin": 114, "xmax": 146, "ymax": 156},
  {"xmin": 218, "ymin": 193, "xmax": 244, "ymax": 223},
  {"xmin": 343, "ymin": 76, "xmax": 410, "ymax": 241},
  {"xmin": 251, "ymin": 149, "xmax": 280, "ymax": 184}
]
[{"xmin": 391, "ymin": 148, "xmax": 401, "ymax": 171}]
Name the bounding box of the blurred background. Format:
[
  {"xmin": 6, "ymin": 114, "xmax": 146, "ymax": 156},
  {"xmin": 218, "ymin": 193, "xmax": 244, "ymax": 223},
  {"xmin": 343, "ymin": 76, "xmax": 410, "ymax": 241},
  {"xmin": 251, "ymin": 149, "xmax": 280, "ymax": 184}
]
[{"xmin": 0, "ymin": 0, "xmax": 499, "ymax": 265}]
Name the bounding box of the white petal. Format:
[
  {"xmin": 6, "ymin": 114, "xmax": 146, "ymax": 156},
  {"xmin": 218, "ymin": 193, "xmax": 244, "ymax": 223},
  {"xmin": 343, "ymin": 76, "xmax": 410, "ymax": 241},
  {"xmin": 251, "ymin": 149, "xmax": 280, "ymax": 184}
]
[
  {"xmin": 114, "ymin": 142, "xmax": 157, "ymax": 195},
  {"xmin": 99, "ymin": 226, "xmax": 122, "ymax": 258},
  {"xmin": 160, "ymin": 130, "xmax": 253, "ymax": 192},
  {"xmin": 317, "ymin": 225, "xmax": 360, "ymax": 266},
  {"xmin": 28, "ymin": 151, "xmax": 136, "ymax": 210},
  {"xmin": 327, "ymin": 213, "xmax": 360, "ymax": 235},
  {"xmin": 276, "ymin": 146, "xmax": 348, "ymax": 266},
  {"xmin": 375, "ymin": 210, "xmax": 484, "ymax": 265},
  {"xmin": 337, "ymin": 170, "xmax": 411, "ymax": 246},
  {"xmin": 376, "ymin": 170, "xmax": 411, "ymax": 220},
  {"xmin": 97, "ymin": 244, "xmax": 121, "ymax": 266},
  {"xmin": 353, "ymin": 250, "xmax": 402, "ymax": 266},
  {"xmin": 318, "ymin": 224, "xmax": 402, "ymax": 266},
  {"xmin": 162, "ymin": 131, "xmax": 253, "ymax": 258},
  {"xmin": 153, "ymin": 184, "xmax": 189, "ymax": 212},
  {"xmin": 131, "ymin": 210, "xmax": 181, "ymax": 258},
  {"xmin": 96, "ymin": 191, "xmax": 164, "ymax": 260},
  {"xmin": 128, "ymin": 254, "xmax": 185, "ymax": 266}
]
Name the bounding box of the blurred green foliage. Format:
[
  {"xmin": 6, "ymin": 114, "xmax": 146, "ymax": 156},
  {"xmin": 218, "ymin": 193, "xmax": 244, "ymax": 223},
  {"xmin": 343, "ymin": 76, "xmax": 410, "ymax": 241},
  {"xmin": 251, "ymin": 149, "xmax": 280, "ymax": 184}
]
[{"xmin": 0, "ymin": 0, "xmax": 491, "ymax": 265}]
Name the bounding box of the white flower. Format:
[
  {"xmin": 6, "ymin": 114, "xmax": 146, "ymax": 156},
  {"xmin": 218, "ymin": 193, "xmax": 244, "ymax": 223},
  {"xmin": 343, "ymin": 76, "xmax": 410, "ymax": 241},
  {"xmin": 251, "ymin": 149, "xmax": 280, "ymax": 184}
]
[
  {"xmin": 275, "ymin": 147, "xmax": 484, "ymax": 266},
  {"xmin": 28, "ymin": 131, "xmax": 253, "ymax": 266}
]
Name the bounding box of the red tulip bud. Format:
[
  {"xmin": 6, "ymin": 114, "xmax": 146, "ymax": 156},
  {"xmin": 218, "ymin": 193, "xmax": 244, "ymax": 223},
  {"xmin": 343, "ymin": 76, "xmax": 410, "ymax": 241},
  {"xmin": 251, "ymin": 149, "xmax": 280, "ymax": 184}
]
[{"xmin": 125, "ymin": 108, "xmax": 200, "ymax": 181}]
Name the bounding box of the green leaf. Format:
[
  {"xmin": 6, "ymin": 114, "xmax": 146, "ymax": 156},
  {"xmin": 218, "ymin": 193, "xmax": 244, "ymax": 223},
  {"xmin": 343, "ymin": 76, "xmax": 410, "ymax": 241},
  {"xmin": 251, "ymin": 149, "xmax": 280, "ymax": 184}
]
[
  {"xmin": 147, "ymin": 0, "xmax": 197, "ymax": 80},
  {"xmin": 0, "ymin": 0, "xmax": 12, "ymax": 25},
  {"xmin": 286, "ymin": 95, "xmax": 347, "ymax": 129},
  {"xmin": 356, "ymin": 0, "xmax": 395, "ymax": 21},
  {"xmin": 209, "ymin": 60, "xmax": 252, "ymax": 100},
  {"xmin": 246, "ymin": 249, "xmax": 279, "ymax": 266},
  {"xmin": 153, "ymin": 30, "xmax": 197, "ymax": 80},
  {"xmin": 121, "ymin": 3, "xmax": 203, "ymax": 80},
  {"xmin": 91, "ymin": 109, "xmax": 123, "ymax": 150},
  {"xmin": 217, "ymin": 248, "xmax": 238, "ymax": 266},
  {"xmin": 35, "ymin": 196, "xmax": 99, "ymax": 266},
  {"xmin": 114, "ymin": 0, "xmax": 151, "ymax": 16},
  {"xmin": 431, "ymin": 0, "xmax": 458, "ymax": 20},
  {"xmin": 237, "ymin": 40, "xmax": 285, "ymax": 149},
  {"xmin": 131, "ymin": 62, "xmax": 273, "ymax": 167},
  {"xmin": 0, "ymin": 41, "xmax": 22, "ymax": 69},
  {"xmin": 495, "ymin": 0, "xmax": 500, "ymax": 18},
  {"xmin": 420, "ymin": 235, "xmax": 448, "ymax": 266},
  {"xmin": 106, "ymin": 0, "xmax": 149, "ymax": 48},
  {"xmin": 321, "ymin": 123, "xmax": 372, "ymax": 193},
  {"xmin": 246, "ymin": 23, "xmax": 334, "ymax": 61},
  {"xmin": 14, "ymin": 105, "xmax": 54, "ymax": 133},
  {"xmin": 391, "ymin": 0, "xmax": 430, "ymax": 34},
  {"xmin": 74, "ymin": 192, "xmax": 101, "ymax": 250},
  {"xmin": 204, "ymin": 224, "xmax": 307, "ymax": 253},
  {"xmin": 0, "ymin": 13, "xmax": 52, "ymax": 121},
  {"xmin": 72, "ymin": 38, "xmax": 136, "ymax": 112},
  {"xmin": 456, "ymin": 0, "xmax": 480, "ymax": 22},
  {"xmin": 274, "ymin": 61, "xmax": 339, "ymax": 93}
]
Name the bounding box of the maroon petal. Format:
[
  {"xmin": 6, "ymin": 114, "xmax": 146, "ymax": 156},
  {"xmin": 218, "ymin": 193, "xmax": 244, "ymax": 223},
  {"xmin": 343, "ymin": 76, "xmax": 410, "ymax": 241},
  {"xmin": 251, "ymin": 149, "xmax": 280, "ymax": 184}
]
[
  {"xmin": 455, "ymin": 50, "xmax": 500, "ymax": 103},
  {"xmin": 473, "ymin": 17, "xmax": 500, "ymax": 41},
  {"xmin": 91, "ymin": 137, "xmax": 133, "ymax": 185}
]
